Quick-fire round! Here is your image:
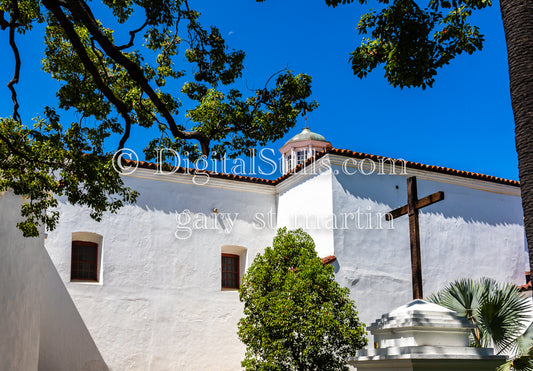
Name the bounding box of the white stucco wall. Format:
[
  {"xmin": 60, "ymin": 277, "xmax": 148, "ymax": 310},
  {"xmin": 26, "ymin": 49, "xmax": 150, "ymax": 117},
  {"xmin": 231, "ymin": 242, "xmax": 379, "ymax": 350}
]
[
  {"xmin": 0, "ymin": 191, "xmax": 109, "ymax": 371},
  {"xmin": 0, "ymin": 192, "xmax": 42, "ymax": 371},
  {"xmin": 38, "ymin": 244, "xmax": 108, "ymax": 371},
  {"xmin": 328, "ymin": 157, "xmax": 526, "ymax": 331},
  {"xmin": 41, "ymin": 154, "xmax": 527, "ymax": 370},
  {"xmin": 45, "ymin": 169, "xmax": 278, "ymax": 370},
  {"xmin": 277, "ymin": 160, "xmax": 335, "ymax": 257}
]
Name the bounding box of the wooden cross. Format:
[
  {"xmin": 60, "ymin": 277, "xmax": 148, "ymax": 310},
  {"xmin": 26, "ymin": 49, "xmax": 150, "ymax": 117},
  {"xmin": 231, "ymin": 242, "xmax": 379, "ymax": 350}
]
[{"xmin": 386, "ymin": 176, "xmax": 444, "ymax": 300}]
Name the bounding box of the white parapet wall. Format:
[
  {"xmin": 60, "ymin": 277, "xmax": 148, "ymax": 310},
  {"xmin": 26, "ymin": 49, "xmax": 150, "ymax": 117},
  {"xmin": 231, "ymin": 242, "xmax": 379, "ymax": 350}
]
[
  {"xmin": 0, "ymin": 191, "xmax": 108, "ymax": 371},
  {"xmin": 0, "ymin": 191, "xmax": 43, "ymax": 371}
]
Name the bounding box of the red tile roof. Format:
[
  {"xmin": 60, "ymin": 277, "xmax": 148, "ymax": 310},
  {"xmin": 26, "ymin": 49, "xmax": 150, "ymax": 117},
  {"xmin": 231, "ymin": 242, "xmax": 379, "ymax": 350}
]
[
  {"xmin": 122, "ymin": 158, "xmax": 277, "ymax": 185},
  {"xmin": 519, "ymin": 271, "xmax": 531, "ymax": 292},
  {"xmin": 325, "ymin": 148, "xmax": 519, "ymax": 187},
  {"xmin": 322, "ymin": 255, "xmax": 337, "ymax": 265},
  {"xmin": 122, "ymin": 147, "xmax": 520, "ymax": 187},
  {"xmin": 287, "ymin": 256, "xmax": 335, "ymax": 271}
]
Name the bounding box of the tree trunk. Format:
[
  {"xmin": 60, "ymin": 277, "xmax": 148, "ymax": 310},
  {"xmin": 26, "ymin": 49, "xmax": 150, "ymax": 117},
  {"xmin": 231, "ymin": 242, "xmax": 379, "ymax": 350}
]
[{"xmin": 500, "ymin": 0, "xmax": 533, "ymax": 282}]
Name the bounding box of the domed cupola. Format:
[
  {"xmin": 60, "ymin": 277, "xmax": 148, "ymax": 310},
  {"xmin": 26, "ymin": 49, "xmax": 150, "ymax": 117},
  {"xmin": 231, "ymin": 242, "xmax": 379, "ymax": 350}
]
[{"xmin": 279, "ymin": 127, "xmax": 332, "ymax": 173}]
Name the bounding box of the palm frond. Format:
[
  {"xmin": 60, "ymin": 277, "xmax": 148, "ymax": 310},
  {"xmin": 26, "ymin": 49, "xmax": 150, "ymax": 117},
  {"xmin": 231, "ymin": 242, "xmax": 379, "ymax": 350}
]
[
  {"xmin": 498, "ymin": 347, "xmax": 533, "ymax": 371},
  {"xmin": 476, "ymin": 282, "xmax": 532, "ymax": 354},
  {"xmin": 427, "ymin": 278, "xmax": 485, "ymax": 320},
  {"xmin": 497, "ymin": 360, "xmax": 514, "ymax": 371},
  {"xmin": 428, "ymin": 277, "xmax": 533, "ymax": 356},
  {"xmin": 513, "ymin": 322, "xmax": 533, "ymax": 356}
]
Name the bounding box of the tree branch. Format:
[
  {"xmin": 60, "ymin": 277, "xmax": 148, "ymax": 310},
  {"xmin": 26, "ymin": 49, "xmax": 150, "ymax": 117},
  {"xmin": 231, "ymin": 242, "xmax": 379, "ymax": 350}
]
[
  {"xmin": 89, "ymin": 36, "xmax": 110, "ymax": 82},
  {"xmin": 117, "ymin": 18, "xmax": 149, "ymax": 50},
  {"xmin": 0, "ymin": 11, "xmax": 10, "ymax": 29},
  {"xmin": 7, "ymin": 1, "xmax": 22, "ymax": 123},
  {"xmin": 42, "ymin": 0, "xmax": 135, "ymax": 151},
  {"xmin": 118, "ymin": 118, "xmax": 131, "ymax": 150},
  {"xmin": 64, "ymin": 0, "xmax": 210, "ymax": 153},
  {"xmin": 0, "ymin": 131, "xmax": 64, "ymax": 167}
]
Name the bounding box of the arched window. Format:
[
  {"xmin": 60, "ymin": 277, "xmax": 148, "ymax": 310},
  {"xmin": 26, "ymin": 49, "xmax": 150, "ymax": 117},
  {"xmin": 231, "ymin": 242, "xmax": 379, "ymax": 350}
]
[{"xmin": 71, "ymin": 232, "xmax": 103, "ymax": 283}]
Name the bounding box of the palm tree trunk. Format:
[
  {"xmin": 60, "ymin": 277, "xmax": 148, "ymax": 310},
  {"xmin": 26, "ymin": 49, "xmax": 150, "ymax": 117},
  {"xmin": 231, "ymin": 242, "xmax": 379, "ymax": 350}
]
[{"xmin": 500, "ymin": 0, "xmax": 533, "ymax": 283}]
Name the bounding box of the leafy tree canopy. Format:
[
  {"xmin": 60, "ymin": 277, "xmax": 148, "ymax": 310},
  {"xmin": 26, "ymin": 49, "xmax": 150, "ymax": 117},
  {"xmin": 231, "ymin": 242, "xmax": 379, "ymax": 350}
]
[
  {"xmin": 238, "ymin": 228, "xmax": 367, "ymax": 370},
  {"xmin": 259, "ymin": 0, "xmax": 491, "ymax": 89},
  {"xmin": 0, "ymin": 0, "xmax": 317, "ymax": 236}
]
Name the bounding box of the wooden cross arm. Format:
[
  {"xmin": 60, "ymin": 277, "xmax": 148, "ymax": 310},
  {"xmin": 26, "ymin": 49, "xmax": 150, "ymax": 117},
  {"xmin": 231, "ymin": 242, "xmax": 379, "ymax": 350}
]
[{"xmin": 385, "ymin": 191, "xmax": 445, "ymax": 221}]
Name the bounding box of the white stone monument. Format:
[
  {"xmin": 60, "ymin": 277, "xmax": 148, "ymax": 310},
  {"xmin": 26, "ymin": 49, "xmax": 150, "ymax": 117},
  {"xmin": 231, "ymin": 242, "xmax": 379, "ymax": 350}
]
[{"xmin": 350, "ymin": 300, "xmax": 507, "ymax": 370}]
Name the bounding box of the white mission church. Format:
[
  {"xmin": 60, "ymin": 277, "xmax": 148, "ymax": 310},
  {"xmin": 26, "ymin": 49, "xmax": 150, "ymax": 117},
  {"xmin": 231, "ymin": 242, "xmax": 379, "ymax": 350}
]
[{"xmin": 0, "ymin": 127, "xmax": 528, "ymax": 370}]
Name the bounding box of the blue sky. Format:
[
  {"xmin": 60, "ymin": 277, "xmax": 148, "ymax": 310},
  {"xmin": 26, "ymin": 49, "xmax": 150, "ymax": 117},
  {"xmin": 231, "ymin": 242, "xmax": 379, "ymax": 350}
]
[{"xmin": 0, "ymin": 0, "xmax": 517, "ymax": 180}]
